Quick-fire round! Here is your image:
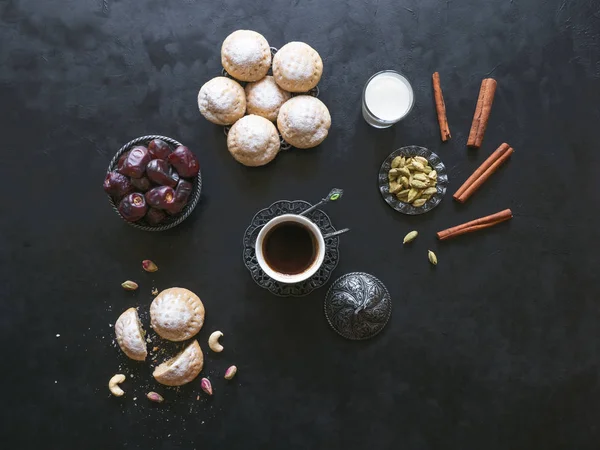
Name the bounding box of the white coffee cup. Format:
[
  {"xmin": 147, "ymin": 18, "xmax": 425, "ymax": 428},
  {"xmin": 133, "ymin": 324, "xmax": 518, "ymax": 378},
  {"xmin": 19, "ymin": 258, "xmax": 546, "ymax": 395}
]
[{"xmin": 255, "ymin": 214, "xmax": 326, "ymax": 284}]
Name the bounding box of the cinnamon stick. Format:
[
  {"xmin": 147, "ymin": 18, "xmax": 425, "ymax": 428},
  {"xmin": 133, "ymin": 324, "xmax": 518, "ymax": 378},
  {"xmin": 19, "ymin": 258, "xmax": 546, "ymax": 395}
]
[
  {"xmin": 467, "ymin": 78, "xmax": 497, "ymax": 148},
  {"xmin": 437, "ymin": 209, "xmax": 512, "ymax": 241},
  {"xmin": 453, "ymin": 143, "xmax": 514, "ymax": 203},
  {"xmin": 432, "ymin": 72, "xmax": 451, "ymax": 141}
]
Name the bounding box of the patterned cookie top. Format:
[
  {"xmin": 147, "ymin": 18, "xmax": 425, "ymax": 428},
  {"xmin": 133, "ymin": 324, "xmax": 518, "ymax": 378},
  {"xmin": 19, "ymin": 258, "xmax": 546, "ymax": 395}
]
[
  {"xmin": 198, "ymin": 76, "xmax": 246, "ymax": 126},
  {"xmin": 245, "ymin": 76, "xmax": 291, "ymax": 122},
  {"xmin": 150, "ymin": 287, "xmax": 205, "ymax": 342},
  {"xmin": 272, "ymin": 42, "xmax": 323, "ymax": 93},
  {"xmin": 221, "ymin": 30, "xmax": 271, "ymax": 82},
  {"xmin": 153, "ymin": 340, "xmax": 204, "ymax": 386},
  {"xmin": 115, "ymin": 307, "xmax": 147, "ymax": 361},
  {"xmin": 227, "ymin": 114, "xmax": 280, "ymax": 167},
  {"xmin": 277, "ymin": 95, "xmax": 331, "ymax": 149}
]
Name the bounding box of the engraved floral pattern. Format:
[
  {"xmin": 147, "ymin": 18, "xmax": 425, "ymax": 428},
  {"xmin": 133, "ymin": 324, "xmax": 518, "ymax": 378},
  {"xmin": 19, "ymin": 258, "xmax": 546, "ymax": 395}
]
[
  {"xmin": 324, "ymin": 272, "xmax": 392, "ymax": 340},
  {"xmin": 242, "ymin": 200, "xmax": 340, "ymax": 297}
]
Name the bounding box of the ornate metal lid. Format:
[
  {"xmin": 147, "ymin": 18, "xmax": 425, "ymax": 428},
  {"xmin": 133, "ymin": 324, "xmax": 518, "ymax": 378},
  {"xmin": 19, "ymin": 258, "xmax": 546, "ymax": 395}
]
[{"xmin": 324, "ymin": 272, "xmax": 392, "ymax": 340}]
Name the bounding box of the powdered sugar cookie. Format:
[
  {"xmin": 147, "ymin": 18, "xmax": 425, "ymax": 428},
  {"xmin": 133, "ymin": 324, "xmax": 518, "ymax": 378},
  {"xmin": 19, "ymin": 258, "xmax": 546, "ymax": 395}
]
[
  {"xmin": 150, "ymin": 287, "xmax": 205, "ymax": 342},
  {"xmin": 198, "ymin": 76, "xmax": 246, "ymax": 126},
  {"xmin": 245, "ymin": 76, "xmax": 291, "ymax": 122},
  {"xmin": 221, "ymin": 30, "xmax": 271, "ymax": 82},
  {"xmin": 272, "ymin": 42, "xmax": 323, "ymax": 93},
  {"xmin": 115, "ymin": 307, "xmax": 147, "ymax": 361},
  {"xmin": 227, "ymin": 114, "xmax": 280, "ymax": 166},
  {"xmin": 277, "ymin": 96, "xmax": 331, "ymax": 149},
  {"xmin": 153, "ymin": 340, "xmax": 204, "ymax": 386}
]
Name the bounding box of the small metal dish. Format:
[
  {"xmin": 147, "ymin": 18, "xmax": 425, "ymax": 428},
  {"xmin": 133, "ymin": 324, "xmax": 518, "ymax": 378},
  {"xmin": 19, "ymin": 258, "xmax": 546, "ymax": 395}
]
[
  {"xmin": 378, "ymin": 145, "xmax": 448, "ymax": 215},
  {"xmin": 106, "ymin": 135, "xmax": 202, "ymax": 231}
]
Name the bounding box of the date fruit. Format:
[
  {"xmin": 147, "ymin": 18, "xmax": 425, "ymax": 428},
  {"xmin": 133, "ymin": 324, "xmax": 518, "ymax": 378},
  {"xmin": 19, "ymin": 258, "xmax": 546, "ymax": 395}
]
[
  {"xmin": 130, "ymin": 176, "xmax": 152, "ymax": 192},
  {"xmin": 117, "ymin": 152, "xmax": 128, "ymax": 172},
  {"xmin": 103, "ymin": 171, "xmax": 133, "ymax": 197},
  {"xmin": 145, "ymin": 186, "xmax": 176, "ymax": 210},
  {"xmin": 145, "ymin": 208, "xmax": 166, "ymax": 226},
  {"xmin": 165, "ymin": 179, "xmax": 193, "ymax": 215},
  {"xmin": 120, "ymin": 146, "xmax": 150, "ymax": 178},
  {"xmin": 146, "ymin": 159, "xmax": 179, "ymax": 188},
  {"xmin": 118, "ymin": 193, "xmax": 147, "ymax": 222},
  {"xmin": 148, "ymin": 139, "xmax": 172, "ymax": 160},
  {"xmin": 168, "ymin": 146, "xmax": 199, "ymax": 178}
]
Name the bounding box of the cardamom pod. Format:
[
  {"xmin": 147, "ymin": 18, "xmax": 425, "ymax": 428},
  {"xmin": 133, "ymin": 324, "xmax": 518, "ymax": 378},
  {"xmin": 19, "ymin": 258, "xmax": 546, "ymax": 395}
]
[
  {"xmin": 424, "ymin": 165, "xmax": 433, "ymax": 172},
  {"xmin": 398, "ymin": 167, "xmax": 411, "ymax": 178},
  {"xmin": 423, "ymin": 187, "xmax": 437, "ymax": 196},
  {"xmin": 403, "ymin": 230, "xmax": 418, "ymax": 244},
  {"xmin": 396, "ymin": 189, "xmax": 410, "ymax": 199},
  {"xmin": 389, "ymin": 183, "xmax": 402, "ymax": 194},
  {"xmin": 413, "ymin": 173, "xmax": 428, "ymax": 182},
  {"xmin": 428, "ymin": 170, "xmax": 437, "ymax": 180},
  {"xmin": 391, "ymin": 157, "xmax": 402, "ymax": 168},
  {"xmin": 414, "ymin": 156, "xmax": 429, "ymax": 166},
  {"xmin": 411, "ymin": 161, "xmax": 425, "ymax": 171},
  {"xmin": 428, "ymin": 250, "xmax": 438, "ymax": 266},
  {"xmin": 410, "ymin": 179, "xmax": 428, "ymax": 189},
  {"xmin": 407, "ymin": 188, "xmax": 420, "ymax": 203},
  {"xmin": 388, "ymin": 168, "xmax": 400, "ymax": 177},
  {"xmin": 400, "ymin": 176, "xmax": 409, "ymax": 187},
  {"xmin": 412, "ymin": 198, "xmax": 426, "ymax": 207}
]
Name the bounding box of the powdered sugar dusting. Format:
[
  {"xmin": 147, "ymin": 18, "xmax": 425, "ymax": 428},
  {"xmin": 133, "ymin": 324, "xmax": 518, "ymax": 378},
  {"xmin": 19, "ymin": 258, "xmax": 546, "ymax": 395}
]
[
  {"xmin": 234, "ymin": 115, "xmax": 275, "ymax": 151},
  {"xmin": 278, "ymin": 96, "xmax": 331, "ymax": 148},
  {"xmin": 201, "ymin": 77, "xmax": 243, "ymax": 113},
  {"xmin": 284, "ymin": 96, "xmax": 326, "ymax": 132},
  {"xmin": 226, "ymin": 36, "xmax": 264, "ymax": 66},
  {"xmin": 245, "ymin": 76, "xmax": 291, "ymax": 121},
  {"xmin": 221, "ymin": 30, "xmax": 270, "ymax": 81},
  {"xmin": 273, "ymin": 42, "xmax": 322, "ymax": 83},
  {"xmin": 227, "ymin": 115, "xmax": 279, "ymax": 166},
  {"xmin": 198, "ymin": 77, "xmax": 245, "ymax": 125}
]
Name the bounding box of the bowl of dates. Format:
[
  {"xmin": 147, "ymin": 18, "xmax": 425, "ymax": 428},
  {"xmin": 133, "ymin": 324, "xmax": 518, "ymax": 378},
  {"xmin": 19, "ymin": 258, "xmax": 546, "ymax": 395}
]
[{"xmin": 104, "ymin": 135, "xmax": 201, "ymax": 231}]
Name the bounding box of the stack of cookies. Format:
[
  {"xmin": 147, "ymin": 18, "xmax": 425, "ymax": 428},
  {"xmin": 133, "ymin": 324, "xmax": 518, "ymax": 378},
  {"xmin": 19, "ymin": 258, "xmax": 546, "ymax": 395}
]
[{"xmin": 198, "ymin": 30, "xmax": 331, "ymax": 167}]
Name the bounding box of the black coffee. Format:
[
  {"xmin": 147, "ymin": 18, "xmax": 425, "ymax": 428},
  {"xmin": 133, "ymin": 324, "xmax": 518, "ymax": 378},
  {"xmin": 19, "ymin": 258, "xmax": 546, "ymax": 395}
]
[{"xmin": 262, "ymin": 222, "xmax": 317, "ymax": 275}]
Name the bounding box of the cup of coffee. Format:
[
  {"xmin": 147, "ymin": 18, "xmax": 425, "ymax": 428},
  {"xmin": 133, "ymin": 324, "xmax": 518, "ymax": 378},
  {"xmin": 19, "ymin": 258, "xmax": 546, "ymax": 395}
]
[{"xmin": 255, "ymin": 214, "xmax": 326, "ymax": 284}]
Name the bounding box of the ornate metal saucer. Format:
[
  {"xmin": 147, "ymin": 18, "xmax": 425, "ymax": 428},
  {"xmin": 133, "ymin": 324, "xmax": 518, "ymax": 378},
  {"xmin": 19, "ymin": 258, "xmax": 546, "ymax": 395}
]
[{"xmin": 242, "ymin": 200, "xmax": 340, "ymax": 297}]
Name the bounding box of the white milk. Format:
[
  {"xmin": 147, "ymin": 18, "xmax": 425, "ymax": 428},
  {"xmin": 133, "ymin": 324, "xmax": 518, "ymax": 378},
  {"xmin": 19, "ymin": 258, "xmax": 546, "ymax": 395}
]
[{"xmin": 363, "ymin": 71, "xmax": 414, "ymax": 127}]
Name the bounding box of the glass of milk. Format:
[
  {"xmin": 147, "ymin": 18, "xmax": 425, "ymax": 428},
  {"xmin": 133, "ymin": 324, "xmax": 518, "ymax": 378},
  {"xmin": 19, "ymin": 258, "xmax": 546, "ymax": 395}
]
[{"xmin": 362, "ymin": 70, "xmax": 415, "ymax": 128}]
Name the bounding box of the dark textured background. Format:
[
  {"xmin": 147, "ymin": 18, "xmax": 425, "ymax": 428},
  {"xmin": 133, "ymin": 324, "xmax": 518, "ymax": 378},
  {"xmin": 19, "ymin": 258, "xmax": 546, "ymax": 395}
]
[{"xmin": 1, "ymin": 0, "xmax": 600, "ymax": 448}]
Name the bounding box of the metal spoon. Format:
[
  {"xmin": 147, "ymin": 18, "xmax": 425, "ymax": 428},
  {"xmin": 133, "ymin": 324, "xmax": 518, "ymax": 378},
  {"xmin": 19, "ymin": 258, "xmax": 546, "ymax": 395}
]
[
  {"xmin": 322, "ymin": 228, "xmax": 350, "ymax": 239},
  {"xmin": 299, "ymin": 188, "xmax": 344, "ymax": 217}
]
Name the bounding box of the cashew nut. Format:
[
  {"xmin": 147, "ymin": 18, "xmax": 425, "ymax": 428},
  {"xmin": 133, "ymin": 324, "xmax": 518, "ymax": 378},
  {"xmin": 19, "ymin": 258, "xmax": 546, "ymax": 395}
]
[
  {"xmin": 208, "ymin": 331, "xmax": 224, "ymax": 353},
  {"xmin": 108, "ymin": 374, "xmax": 126, "ymax": 397}
]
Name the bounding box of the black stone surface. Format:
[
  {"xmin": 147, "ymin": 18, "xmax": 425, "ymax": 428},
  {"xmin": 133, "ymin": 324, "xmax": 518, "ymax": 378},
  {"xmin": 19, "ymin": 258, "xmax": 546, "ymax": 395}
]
[{"xmin": 1, "ymin": 0, "xmax": 599, "ymax": 449}]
